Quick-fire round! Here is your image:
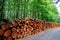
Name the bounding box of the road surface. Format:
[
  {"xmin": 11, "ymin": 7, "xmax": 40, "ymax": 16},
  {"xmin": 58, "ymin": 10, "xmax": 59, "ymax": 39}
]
[{"xmin": 18, "ymin": 27, "xmax": 60, "ymax": 40}]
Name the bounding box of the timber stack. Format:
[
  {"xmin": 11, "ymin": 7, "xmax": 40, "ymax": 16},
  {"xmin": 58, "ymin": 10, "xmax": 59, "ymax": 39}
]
[{"xmin": 0, "ymin": 17, "xmax": 60, "ymax": 40}]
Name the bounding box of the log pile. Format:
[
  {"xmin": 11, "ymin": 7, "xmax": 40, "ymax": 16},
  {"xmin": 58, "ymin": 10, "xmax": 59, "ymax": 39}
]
[{"xmin": 0, "ymin": 17, "xmax": 60, "ymax": 40}]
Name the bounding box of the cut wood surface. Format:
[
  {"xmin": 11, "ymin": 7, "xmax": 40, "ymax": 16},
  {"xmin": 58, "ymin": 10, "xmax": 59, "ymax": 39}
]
[
  {"xmin": 0, "ymin": 18, "xmax": 60, "ymax": 40},
  {"xmin": 18, "ymin": 27, "xmax": 60, "ymax": 40}
]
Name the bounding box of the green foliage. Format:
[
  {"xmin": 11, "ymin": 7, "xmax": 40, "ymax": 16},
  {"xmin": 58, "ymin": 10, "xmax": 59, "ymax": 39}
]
[
  {"xmin": 29, "ymin": 0, "xmax": 58, "ymax": 22},
  {"xmin": 0, "ymin": 0, "xmax": 59, "ymax": 22}
]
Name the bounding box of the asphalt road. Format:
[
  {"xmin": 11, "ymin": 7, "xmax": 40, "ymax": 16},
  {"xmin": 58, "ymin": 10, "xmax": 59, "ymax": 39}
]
[{"xmin": 18, "ymin": 27, "xmax": 60, "ymax": 40}]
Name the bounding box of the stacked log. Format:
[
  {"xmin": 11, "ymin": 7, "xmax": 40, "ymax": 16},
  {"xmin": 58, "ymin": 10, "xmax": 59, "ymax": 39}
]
[{"xmin": 0, "ymin": 17, "xmax": 60, "ymax": 40}]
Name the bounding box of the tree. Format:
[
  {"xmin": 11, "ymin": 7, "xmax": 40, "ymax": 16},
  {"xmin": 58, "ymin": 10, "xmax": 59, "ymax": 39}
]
[
  {"xmin": 0, "ymin": 0, "xmax": 5, "ymax": 20},
  {"xmin": 0, "ymin": 0, "xmax": 59, "ymax": 22},
  {"xmin": 29, "ymin": 0, "xmax": 58, "ymax": 22}
]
